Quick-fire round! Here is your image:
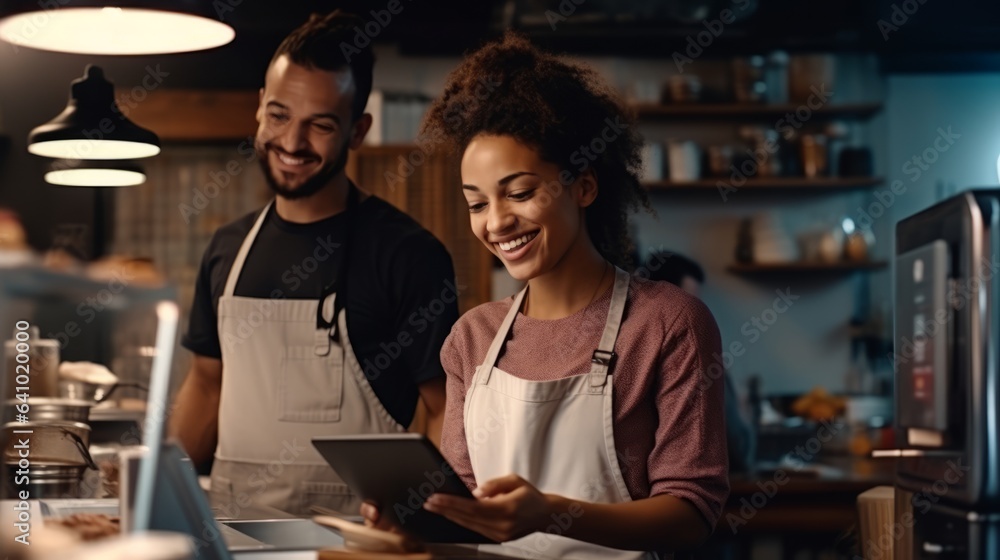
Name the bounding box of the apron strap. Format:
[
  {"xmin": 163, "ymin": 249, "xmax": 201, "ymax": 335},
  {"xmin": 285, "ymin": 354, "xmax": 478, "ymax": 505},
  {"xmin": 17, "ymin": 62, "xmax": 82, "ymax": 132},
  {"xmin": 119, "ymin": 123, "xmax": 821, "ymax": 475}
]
[
  {"xmin": 318, "ymin": 183, "xmax": 360, "ymax": 342},
  {"xmin": 476, "ymin": 285, "xmax": 528, "ymax": 384},
  {"xmin": 588, "ymin": 266, "xmax": 630, "ymax": 387},
  {"xmin": 476, "ymin": 264, "xmax": 631, "ymax": 387},
  {"xmin": 223, "ymin": 201, "xmax": 273, "ymax": 297}
]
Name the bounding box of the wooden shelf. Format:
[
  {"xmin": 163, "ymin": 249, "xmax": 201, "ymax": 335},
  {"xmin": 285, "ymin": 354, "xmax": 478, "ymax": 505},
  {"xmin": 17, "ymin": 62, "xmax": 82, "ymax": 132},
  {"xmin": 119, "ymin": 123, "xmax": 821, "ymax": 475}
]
[
  {"xmin": 115, "ymin": 89, "xmax": 258, "ymax": 142},
  {"xmin": 633, "ymin": 102, "xmax": 883, "ymax": 121},
  {"xmin": 727, "ymin": 261, "xmax": 888, "ymax": 274},
  {"xmin": 645, "ymin": 176, "xmax": 883, "ymax": 192}
]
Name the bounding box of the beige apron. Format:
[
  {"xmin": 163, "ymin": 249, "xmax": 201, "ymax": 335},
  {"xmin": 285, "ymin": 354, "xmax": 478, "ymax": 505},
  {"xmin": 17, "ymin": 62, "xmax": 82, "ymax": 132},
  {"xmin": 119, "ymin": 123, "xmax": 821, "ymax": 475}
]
[
  {"xmin": 464, "ymin": 267, "xmax": 658, "ymax": 560},
  {"xmin": 210, "ymin": 200, "xmax": 404, "ymax": 517}
]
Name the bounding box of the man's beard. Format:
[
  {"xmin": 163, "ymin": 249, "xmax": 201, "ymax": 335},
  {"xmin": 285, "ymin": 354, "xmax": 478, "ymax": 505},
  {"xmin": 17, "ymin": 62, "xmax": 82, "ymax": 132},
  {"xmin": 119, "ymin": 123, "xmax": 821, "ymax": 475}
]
[{"xmin": 257, "ymin": 139, "xmax": 350, "ymax": 200}]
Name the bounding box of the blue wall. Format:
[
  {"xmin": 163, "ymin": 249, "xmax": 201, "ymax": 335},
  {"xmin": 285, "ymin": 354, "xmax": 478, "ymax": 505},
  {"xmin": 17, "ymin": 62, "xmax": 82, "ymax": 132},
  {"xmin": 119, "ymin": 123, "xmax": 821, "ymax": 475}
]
[
  {"xmin": 633, "ymin": 55, "xmax": 889, "ymax": 397},
  {"xmin": 637, "ymin": 70, "xmax": 1000, "ymax": 399},
  {"xmin": 866, "ymin": 73, "xmax": 1000, "ymax": 365}
]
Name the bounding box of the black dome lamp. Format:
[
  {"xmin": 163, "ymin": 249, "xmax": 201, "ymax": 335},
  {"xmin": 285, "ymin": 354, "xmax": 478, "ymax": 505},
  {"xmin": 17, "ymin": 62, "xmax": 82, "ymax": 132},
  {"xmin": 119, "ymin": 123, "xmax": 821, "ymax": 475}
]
[
  {"xmin": 0, "ymin": 1, "xmax": 234, "ymax": 55},
  {"xmin": 29, "ymin": 65, "xmax": 160, "ymax": 160}
]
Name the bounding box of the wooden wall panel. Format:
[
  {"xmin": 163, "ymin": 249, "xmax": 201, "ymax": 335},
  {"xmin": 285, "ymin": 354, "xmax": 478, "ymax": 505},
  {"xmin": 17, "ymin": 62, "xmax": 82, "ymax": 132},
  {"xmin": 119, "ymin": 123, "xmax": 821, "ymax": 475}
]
[
  {"xmin": 115, "ymin": 89, "xmax": 259, "ymax": 142},
  {"xmin": 347, "ymin": 146, "xmax": 492, "ymax": 314}
]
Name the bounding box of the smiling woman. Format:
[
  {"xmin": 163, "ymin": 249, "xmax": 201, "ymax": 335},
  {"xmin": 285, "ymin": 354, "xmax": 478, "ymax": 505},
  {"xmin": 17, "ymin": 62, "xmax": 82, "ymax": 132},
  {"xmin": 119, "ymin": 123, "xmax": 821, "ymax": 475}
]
[
  {"xmin": 361, "ymin": 32, "xmax": 730, "ymax": 559},
  {"xmin": 424, "ymin": 34, "xmax": 651, "ymax": 274}
]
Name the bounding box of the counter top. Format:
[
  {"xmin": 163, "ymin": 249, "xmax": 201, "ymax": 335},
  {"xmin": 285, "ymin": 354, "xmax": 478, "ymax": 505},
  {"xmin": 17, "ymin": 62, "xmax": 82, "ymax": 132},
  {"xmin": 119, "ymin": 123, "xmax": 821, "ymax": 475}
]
[
  {"xmin": 1, "ymin": 499, "xmax": 532, "ymax": 559},
  {"xmin": 731, "ymin": 456, "xmax": 895, "ymax": 495},
  {"xmin": 723, "ymin": 456, "xmax": 896, "ymax": 535}
]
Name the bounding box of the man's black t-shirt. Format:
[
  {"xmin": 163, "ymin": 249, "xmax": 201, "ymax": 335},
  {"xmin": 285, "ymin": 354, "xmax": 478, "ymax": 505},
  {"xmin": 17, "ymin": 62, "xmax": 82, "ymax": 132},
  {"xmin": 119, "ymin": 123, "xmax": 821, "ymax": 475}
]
[{"xmin": 182, "ymin": 194, "xmax": 459, "ymax": 427}]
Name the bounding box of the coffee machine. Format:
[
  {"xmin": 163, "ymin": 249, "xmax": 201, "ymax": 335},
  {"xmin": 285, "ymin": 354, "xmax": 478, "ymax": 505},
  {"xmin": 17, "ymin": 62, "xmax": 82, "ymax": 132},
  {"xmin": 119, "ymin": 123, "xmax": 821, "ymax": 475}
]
[{"xmin": 892, "ymin": 190, "xmax": 1000, "ymax": 558}]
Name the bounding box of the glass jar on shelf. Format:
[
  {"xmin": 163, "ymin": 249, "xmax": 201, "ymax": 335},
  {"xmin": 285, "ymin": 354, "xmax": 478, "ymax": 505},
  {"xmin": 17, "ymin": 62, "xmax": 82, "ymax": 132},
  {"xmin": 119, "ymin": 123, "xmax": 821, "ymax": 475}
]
[{"xmin": 841, "ymin": 217, "xmax": 876, "ymax": 262}]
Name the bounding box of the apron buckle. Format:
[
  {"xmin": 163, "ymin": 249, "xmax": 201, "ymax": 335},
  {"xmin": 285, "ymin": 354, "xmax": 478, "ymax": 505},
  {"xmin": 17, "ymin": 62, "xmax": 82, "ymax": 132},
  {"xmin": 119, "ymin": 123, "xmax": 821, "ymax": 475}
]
[
  {"xmin": 314, "ymin": 328, "xmax": 332, "ymax": 356},
  {"xmin": 591, "ymin": 350, "xmax": 615, "ymax": 367}
]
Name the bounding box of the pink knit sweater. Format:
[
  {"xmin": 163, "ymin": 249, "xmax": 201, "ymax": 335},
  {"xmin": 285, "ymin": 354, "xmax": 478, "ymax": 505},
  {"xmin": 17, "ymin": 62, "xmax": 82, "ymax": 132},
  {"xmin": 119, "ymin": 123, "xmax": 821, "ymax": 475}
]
[{"xmin": 439, "ymin": 276, "xmax": 730, "ymax": 528}]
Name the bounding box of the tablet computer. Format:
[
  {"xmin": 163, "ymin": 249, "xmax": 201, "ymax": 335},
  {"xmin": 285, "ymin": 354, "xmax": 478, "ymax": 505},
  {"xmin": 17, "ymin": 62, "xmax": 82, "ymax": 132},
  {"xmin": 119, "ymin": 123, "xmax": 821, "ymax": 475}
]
[{"xmin": 311, "ymin": 433, "xmax": 494, "ymax": 544}]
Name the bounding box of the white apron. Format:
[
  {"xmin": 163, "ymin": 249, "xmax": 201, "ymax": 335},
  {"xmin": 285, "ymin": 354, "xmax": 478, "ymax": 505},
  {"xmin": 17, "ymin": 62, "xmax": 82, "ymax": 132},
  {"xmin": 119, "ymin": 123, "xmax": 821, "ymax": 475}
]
[
  {"xmin": 464, "ymin": 267, "xmax": 658, "ymax": 560},
  {"xmin": 210, "ymin": 197, "xmax": 404, "ymax": 516}
]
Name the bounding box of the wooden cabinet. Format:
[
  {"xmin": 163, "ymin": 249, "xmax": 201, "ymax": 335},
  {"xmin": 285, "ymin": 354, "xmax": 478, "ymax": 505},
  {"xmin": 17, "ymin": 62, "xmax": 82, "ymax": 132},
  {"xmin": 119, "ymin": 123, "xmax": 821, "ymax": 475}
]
[
  {"xmin": 346, "ymin": 145, "xmax": 494, "ymax": 436},
  {"xmin": 347, "ymin": 145, "xmax": 493, "ymax": 314}
]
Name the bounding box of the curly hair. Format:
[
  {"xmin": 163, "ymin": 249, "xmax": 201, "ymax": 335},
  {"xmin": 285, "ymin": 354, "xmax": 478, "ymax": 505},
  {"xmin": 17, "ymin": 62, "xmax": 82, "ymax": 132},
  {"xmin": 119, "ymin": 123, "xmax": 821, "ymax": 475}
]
[{"xmin": 421, "ymin": 32, "xmax": 651, "ymax": 269}]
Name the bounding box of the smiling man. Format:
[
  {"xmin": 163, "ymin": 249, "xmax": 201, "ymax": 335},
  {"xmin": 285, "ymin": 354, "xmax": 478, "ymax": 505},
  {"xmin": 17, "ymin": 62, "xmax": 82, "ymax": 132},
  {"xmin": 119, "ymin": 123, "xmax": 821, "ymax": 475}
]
[{"xmin": 169, "ymin": 11, "xmax": 457, "ymax": 517}]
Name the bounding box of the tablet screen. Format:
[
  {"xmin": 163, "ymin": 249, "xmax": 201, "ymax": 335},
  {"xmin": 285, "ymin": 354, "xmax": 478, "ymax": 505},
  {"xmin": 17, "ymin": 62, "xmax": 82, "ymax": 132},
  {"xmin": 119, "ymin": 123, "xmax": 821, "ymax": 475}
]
[{"xmin": 312, "ymin": 434, "xmax": 493, "ymax": 544}]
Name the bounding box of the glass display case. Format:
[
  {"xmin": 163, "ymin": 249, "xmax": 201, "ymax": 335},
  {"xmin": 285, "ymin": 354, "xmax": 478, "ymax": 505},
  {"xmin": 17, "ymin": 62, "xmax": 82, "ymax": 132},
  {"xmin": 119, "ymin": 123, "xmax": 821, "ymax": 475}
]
[{"xmin": 0, "ymin": 264, "xmax": 178, "ymax": 500}]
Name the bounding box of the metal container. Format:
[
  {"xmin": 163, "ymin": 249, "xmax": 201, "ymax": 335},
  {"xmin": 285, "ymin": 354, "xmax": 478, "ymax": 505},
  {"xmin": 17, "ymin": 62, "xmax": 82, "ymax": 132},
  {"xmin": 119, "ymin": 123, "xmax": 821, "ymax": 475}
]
[
  {"xmin": 3, "ymin": 420, "xmax": 93, "ymax": 465},
  {"xmin": 60, "ymin": 379, "xmax": 148, "ymax": 405},
  {"xmin": 3, "ymin": 397, "xmax": 92, "ymax": 423},
  {"xmin": 5, "ymin": 462, "xmax": 88, "ymax": 499},
  {"xmin": 61, "ymin": 379, "xmax": 111, "ymax": 402},
  {"xmin": 3, "ymin": 420, "xmax": 95, "ymax": 499},
  {"xmin": 4, "ymin": 326, "xmax": 60, "ymax": 398}
]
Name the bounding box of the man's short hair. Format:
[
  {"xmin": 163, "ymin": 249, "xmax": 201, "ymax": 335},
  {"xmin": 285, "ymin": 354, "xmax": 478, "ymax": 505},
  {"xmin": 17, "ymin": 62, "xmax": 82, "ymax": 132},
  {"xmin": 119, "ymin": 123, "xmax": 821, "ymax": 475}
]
[
  {"xmin": 270, "ymin": 10, "xmax": 373, "ymax": 120},
  {"xmin": 645, "ymin": 251, "xmax": 705, "ymax": 287}
]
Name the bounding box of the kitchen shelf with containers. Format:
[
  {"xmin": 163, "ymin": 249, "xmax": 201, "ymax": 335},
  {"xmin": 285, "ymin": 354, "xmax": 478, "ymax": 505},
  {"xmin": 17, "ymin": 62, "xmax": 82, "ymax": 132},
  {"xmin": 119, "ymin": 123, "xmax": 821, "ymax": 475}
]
[
  {"xmin": 644, "ymin": 176, "xmax": 883, "ymax": 192},
  {"xmin": 732, "ymin": 211, "xmax": 882, "ymax": 276},
  {"xmin": 726, "ymin": 261, "xmax": 888, "ymax": 275},
  {"xmin": 635, "ymin": 53, "xmax": 882, "ymax": 194},
  {"xmin": 632, "ymin": 101, "xmax": 882, "ymax": 121},
  {"xmin": 634, "ymin": 52, "xmax": 884, "ymax": 273}
]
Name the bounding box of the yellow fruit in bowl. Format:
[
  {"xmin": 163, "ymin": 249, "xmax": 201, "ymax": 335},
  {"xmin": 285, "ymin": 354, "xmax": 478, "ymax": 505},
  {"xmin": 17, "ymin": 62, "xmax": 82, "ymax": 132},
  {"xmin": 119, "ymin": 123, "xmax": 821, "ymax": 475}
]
[{"xmin": 792, "ymin": 387, "xmax": 847, "ymax": 421}]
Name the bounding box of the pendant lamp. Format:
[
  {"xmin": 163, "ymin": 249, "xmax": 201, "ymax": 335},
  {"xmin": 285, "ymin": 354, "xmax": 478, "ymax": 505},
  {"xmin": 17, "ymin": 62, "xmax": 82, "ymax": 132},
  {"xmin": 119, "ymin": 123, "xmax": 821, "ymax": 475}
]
[
  {"xmin": 45, "ymin": 159, "xmax": 145, "ymax": 187},
  {"xmin": 0, "ymin": 1, "xmax": 234, "ymax": 55},
  {"xmin": 29, "ymin": 65, "xmax": 160, "ymax": 160}
]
